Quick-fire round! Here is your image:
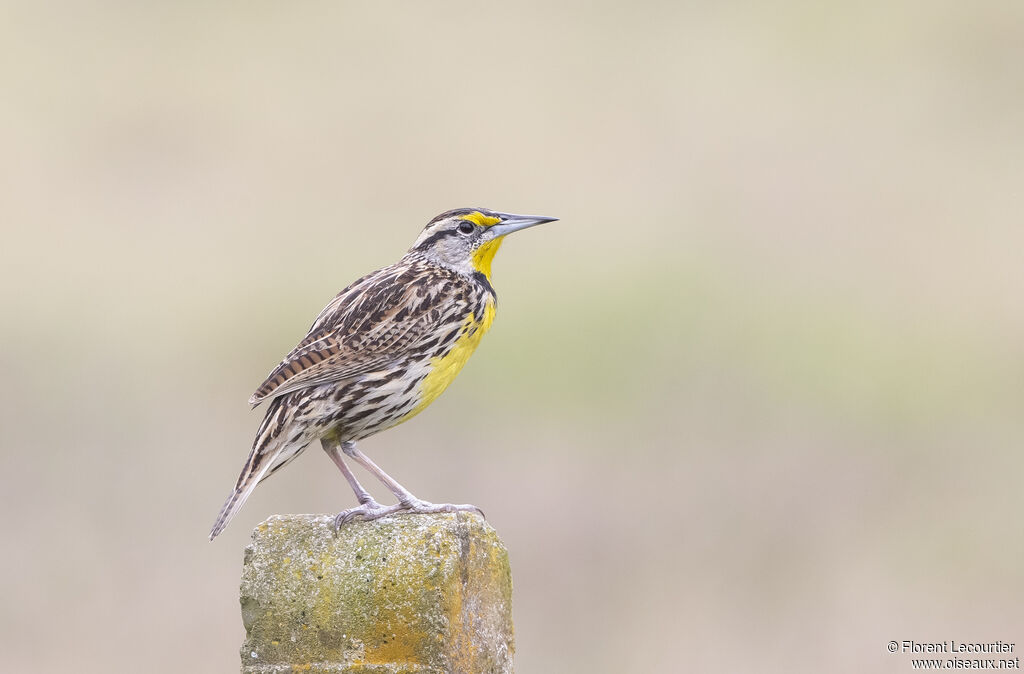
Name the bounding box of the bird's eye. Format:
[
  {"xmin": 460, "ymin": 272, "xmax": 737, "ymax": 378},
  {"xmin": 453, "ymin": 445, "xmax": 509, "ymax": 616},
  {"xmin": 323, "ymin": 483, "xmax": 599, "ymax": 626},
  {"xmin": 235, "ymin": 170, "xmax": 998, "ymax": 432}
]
[{"xmin": 457, "ymin": 221, "xmax": 475, "ymax": 235}]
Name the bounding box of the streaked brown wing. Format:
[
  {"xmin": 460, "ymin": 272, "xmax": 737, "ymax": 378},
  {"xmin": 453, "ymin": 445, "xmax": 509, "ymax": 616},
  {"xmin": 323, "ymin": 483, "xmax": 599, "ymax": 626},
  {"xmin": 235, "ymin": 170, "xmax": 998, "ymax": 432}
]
[{"xmin": 248, "ymin": 262, "xmax": 465, "ymax": 406}]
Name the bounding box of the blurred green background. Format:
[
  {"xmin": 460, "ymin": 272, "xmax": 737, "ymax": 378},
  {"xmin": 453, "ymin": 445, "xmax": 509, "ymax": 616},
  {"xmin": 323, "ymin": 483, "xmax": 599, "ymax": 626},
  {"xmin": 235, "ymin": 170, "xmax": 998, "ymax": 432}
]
[{"xmin": 2, "ymin": 2, "xmax": 1022, "ymax": 672}]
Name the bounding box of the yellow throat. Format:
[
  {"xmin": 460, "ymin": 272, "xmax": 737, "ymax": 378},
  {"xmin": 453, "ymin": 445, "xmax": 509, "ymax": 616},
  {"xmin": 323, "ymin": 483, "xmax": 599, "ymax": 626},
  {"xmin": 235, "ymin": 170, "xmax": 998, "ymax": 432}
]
[{"xmin": 471, "ymin": 238, "xmax": 503, "ymax": 281}]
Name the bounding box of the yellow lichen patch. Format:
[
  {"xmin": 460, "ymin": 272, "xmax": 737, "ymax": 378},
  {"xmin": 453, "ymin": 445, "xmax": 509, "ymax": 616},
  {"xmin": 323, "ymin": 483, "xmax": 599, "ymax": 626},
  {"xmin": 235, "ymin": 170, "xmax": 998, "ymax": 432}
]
[
  {"xmin": 361, "ymin": 630, "xmax": 422, "ymax": 665},
  {"xmin": 359, "ymin": 522, "xmax": 445, "ymax": 665}
]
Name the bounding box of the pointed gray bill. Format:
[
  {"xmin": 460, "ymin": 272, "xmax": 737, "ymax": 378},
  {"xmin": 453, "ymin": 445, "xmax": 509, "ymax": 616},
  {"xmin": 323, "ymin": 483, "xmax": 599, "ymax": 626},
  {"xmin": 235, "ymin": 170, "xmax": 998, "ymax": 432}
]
[{"xmin": 488, "ymin": 212, "xmax": 559, "ymax": 238}]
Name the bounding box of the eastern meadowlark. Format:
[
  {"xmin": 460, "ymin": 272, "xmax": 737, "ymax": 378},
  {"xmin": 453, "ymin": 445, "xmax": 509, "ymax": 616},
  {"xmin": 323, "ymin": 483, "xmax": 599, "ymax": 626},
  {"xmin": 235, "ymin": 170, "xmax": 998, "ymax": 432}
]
[{"xmin": 209, "ymin": 207, "xmax": 557, "ymax": 540}]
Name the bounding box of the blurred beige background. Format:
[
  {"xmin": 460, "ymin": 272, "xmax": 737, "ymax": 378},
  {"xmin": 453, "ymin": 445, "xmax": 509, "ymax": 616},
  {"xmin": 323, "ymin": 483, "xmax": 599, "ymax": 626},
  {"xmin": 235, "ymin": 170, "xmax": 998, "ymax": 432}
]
[{"xmin": 2, "ymin": 2, "xmax": 1022, "ymax": 672}]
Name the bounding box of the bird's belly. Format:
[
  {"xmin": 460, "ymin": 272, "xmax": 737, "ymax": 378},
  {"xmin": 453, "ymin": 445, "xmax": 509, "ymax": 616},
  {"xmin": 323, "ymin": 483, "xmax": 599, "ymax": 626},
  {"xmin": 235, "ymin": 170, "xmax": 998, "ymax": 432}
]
[
  {"xmin": 407, "ymin": 300, "xmax": 496, "ymax": 420},
  {"xmin": 330, "ymin": 364, "xmax": 433, "ymax": 440}
]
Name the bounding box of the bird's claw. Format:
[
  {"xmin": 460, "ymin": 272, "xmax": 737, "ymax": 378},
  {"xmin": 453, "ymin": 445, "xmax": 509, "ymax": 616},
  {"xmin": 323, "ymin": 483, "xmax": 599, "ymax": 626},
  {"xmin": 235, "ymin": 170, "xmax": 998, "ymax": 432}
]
[{"xmin": 332, "ymin": 500, "xmax": 388, "ymax": 530}]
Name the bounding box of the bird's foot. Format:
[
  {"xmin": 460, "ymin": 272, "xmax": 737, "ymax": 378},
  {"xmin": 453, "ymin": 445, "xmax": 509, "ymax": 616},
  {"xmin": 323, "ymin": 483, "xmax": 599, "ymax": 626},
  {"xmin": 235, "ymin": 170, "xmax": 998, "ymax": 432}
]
[
  {"xmin": 398, "ymin": 498, "xmax": 485, "ymax": 520},
  {"xmin": 333, "ymin": 499, "xmax": 392, "ymax": 529},
  {"xmin": 332, "ymin": 499, "xmax": 484, "ymax": 531}
]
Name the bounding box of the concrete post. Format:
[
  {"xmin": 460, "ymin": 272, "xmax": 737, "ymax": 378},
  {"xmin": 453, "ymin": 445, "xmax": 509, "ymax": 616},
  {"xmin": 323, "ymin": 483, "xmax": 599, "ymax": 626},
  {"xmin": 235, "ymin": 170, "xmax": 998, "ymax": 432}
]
[{"xmin": 238, "ymin": 512, "xmax": 514, "ymax": 674}]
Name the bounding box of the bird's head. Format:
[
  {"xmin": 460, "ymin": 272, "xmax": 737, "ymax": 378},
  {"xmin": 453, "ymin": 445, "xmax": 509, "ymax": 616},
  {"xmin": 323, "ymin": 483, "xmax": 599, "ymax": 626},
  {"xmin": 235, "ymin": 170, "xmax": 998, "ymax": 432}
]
[{"xmin": 409, "ymin": 208, "xmax": 557, "ymax": 280}]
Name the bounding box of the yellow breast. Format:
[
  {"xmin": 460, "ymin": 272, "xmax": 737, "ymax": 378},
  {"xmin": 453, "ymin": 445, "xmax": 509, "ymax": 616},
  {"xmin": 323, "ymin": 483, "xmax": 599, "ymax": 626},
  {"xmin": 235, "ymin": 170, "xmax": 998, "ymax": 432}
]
[{"xmin": 410, "ymin": 299, "xmax": 496, "ymax": 417}]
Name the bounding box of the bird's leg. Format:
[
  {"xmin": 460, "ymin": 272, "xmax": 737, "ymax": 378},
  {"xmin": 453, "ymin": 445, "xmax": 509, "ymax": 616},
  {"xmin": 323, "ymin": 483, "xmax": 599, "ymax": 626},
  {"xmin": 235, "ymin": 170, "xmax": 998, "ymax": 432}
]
[
  {"xmin": 321, "ymin": 438, "xmax": 391, "ymax": 528},
  {"xmin": 321, "ymin": 437, "xmax": 378, "ymax": 504},
  {"xmin": 338, "ymin": 441, "xmax": 484, "ymax": 522},
  {"xmin": 341, "ymin": 441, "xmax": 419, "ymax": 505}
]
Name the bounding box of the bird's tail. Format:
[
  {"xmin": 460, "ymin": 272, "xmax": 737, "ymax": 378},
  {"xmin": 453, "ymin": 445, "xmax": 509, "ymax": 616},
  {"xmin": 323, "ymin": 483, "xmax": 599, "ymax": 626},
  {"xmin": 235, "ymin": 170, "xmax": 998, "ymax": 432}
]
[
  {"xmin": 208, "ymin": 463, "xmax": 273, "ymax": 541},
  {"xmin": 209, "ymin": 400, "xmax": 289, "ymax": 541}
]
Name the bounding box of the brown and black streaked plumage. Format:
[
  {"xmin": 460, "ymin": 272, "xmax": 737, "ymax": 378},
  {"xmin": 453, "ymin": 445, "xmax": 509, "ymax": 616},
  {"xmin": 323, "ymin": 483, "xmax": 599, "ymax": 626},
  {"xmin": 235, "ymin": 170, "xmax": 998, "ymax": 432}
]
[{"xmin": 209, "ymin": 208, "xmax": 557, "ymax": 540}]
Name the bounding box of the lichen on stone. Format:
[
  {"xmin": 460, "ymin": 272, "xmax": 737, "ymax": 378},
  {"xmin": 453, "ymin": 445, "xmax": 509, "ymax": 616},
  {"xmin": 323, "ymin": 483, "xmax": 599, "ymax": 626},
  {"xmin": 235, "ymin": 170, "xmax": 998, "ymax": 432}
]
[{"xmin": 239, "ymin": 512, "xmax": 514, "ymax": 674}]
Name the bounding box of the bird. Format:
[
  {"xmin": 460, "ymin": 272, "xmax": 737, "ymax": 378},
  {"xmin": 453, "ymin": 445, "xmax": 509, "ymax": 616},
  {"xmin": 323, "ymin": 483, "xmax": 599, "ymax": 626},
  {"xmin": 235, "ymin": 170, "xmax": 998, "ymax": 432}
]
[{"xmin": 209, "ymin": 207, "xmax": 557, "ymax": 540}]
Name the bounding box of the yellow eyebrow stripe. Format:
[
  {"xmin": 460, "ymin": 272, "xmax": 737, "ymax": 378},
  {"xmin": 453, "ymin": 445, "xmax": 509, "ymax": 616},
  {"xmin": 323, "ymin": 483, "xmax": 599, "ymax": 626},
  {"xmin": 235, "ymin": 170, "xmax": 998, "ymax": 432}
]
[{"xmin": 462, "ymin": 211, "xmax": 501, "ymax": 227}]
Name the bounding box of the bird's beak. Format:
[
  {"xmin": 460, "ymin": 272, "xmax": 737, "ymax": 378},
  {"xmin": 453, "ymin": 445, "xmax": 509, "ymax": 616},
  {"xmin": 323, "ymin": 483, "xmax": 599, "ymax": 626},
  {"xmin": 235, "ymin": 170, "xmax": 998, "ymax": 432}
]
[{"xmin": 487, "ymin": 212, "xmax": 559, "ymax": 238}]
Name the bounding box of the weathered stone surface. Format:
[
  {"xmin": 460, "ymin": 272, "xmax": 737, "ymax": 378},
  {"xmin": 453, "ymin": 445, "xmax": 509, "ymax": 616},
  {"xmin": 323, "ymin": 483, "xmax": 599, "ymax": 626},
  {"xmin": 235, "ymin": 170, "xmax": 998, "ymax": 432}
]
[{"xmin": 239, "ymin": 512, "xmax": 513, "ymax": 674}]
